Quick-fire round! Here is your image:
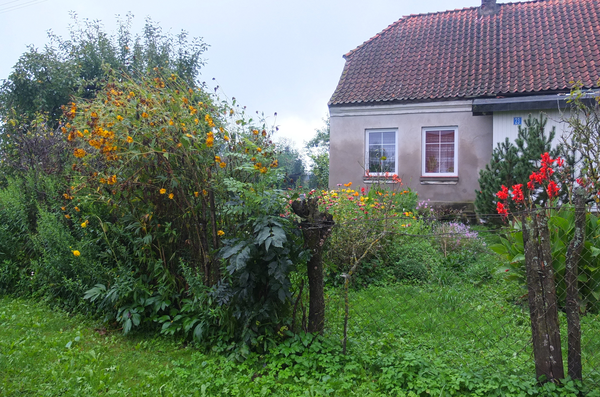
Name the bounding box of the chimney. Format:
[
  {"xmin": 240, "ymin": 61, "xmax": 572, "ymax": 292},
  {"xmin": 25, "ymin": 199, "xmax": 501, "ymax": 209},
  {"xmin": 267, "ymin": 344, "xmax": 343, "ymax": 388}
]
[{"xmin": 479, "ymin": 0, "xmax": 499, "ymax": 16}]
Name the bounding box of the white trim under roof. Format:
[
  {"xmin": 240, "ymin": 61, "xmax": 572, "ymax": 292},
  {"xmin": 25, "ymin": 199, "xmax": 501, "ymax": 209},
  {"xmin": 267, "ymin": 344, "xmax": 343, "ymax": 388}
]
[{"xmin": 329, "ymin": 100, "xmax": 473, "ymax": 117}]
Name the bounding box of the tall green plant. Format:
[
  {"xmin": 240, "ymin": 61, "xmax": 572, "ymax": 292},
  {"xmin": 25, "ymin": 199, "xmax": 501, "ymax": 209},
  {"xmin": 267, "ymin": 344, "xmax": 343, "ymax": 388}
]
[{"xmin": 475, "ymin": 114, "xmax": 559, "ymax": 216}]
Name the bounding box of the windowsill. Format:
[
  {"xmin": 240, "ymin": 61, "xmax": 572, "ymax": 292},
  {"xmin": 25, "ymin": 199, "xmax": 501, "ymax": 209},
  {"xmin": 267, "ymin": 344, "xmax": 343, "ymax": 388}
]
[
  {"xmin": 420, "ymin": 176, "xmax": 459, "ymax": 185},
  {"xmin": 363, "ymin": 176, "xmax": 400, "ymax": 184}
]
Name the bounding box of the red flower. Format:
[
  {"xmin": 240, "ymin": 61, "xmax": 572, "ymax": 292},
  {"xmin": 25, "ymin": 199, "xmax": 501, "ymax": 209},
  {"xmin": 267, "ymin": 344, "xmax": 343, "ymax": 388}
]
[
  {"xmin": 547, "ymin": 180, "xmax": 560, "ymax": 198},
  {"xmin": 527, "ymin": 181, "xmax": 535, "ymax": 190},
  {"xmin": 556, "ymin": 157, "xmax": 564, "ymax": 167},
  {"xmin": 496, "ymin": 185, "xmax": 509, "ymax": 200},
  {"xmin": 511, "ymin": 184, "xmax": 524, "ymax": 203},
  {"xmin": 496, "ymin": 202, "xmax": 508, "ymax": 217}
]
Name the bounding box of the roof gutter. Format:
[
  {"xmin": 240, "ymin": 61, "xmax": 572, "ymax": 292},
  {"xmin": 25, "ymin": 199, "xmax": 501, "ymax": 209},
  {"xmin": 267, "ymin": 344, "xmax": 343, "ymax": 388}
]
[{"xmin": 472, "ymin": 91, "xmax": 600, "ymax": 115}]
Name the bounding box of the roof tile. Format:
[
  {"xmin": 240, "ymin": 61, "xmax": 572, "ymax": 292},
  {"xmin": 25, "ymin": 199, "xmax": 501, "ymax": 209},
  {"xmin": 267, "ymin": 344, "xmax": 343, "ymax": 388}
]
[{"xmin": 329, "ymin": 0, "xmax": 600, "ymax": 106}]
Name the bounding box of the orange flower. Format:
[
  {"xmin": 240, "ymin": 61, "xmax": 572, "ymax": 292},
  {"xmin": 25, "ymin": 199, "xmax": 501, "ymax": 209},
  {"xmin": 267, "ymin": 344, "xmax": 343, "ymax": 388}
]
[
  {"xmin": 219, "ymin": 162, "xmax": 226, "ymax": 168},
  {"xmin": 74, "ymin": 148, "xmax": 86, "ymax": 158},
  {"xmin": 223, "ymin": 135, "xmax": 230, "ymax": 142},
  {"xmin": 194, "ymin": 191, "xmax": 199, "ymax": 197},
  {"xmin": 127, "ymin": 136, "xmax": 133, "ymax": 143},
  {"xmin": 160, "ymin": 188, "xmax": 167, "ymax": 194},
  {"xmin": 107, "ymin": 175, "xmax": 117, "ymax": 185},
  {"xmin": 217, "ymin": 230, "xmax": 225, "ymax": 236},
  {"xmin": 168, "ymin": 193, "xmax": 174, "ymax": 199}
]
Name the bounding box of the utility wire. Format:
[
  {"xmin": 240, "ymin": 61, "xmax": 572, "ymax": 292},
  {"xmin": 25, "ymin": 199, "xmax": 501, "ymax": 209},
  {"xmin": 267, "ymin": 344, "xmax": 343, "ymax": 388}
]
[{"xmin": 0, "ymin": 0, "xmax": 48, "ymax": 14}]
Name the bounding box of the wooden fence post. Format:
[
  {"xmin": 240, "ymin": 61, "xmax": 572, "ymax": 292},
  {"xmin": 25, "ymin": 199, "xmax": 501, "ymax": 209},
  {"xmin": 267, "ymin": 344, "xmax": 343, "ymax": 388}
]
[
  {"xmin": 522, "ymin": 210, "xmax": 565, "ymax": 382},
  {"xmin": 292, "ymin": 197, "xmax": 334, "ymax": 334}
]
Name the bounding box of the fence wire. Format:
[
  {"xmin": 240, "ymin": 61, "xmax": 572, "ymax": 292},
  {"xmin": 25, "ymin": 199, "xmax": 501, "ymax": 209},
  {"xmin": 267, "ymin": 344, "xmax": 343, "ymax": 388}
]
[{"xmin": 318, "ymin": 209, "xmax": 600, "ymax": 387}]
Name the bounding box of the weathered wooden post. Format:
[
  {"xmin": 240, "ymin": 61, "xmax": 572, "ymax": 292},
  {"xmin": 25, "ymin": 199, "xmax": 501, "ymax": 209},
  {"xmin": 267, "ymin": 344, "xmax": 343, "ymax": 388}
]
[
  {"xmin": 521, "ymin": 209, "xmax": 565, "ymax": 382},
  {"xmin": 292, "ymin": 197, "xmax": 334, "ymax": 334}
]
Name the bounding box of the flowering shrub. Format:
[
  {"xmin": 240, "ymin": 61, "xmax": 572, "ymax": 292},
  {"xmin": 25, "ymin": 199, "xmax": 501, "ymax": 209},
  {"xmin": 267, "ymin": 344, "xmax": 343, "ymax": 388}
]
[
  {"xmin": 492, "ymin": 152, "xmax": 600, "ymax": 311},
  {"xmin": 63, "ymin": 70, "xmax": 301, "ymax": 342},
  {"xmin": 308, "ymin": 179, "xmax": 418, "ymax": 284},
  {"xmin": 434, "ymin": 222, "xmax": 483, "ymax": 258},
  {"xmin": 495, "ymin": 152, "xmax": 564, "ymax": 218}
]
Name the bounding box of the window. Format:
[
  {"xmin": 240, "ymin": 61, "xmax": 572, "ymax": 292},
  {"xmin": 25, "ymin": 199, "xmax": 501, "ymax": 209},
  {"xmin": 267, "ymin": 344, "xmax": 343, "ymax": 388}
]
[
  {"xmin": 366, "ymin": 129, "xmax": 397, "ymax": 175},
  {"xmin": 422, "ymin": 127, "xmax": 457, "ymax": 176}
]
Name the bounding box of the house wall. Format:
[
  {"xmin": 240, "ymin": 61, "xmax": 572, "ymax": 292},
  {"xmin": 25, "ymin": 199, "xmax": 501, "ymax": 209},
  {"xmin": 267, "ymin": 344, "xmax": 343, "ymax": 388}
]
[
  {"xmin": 329, "ymin": 101, "xmax": 493, "ymax": 204},
  {"xmin": 492, "ymin": 109, "xmax": 570, "ymax": 149}
]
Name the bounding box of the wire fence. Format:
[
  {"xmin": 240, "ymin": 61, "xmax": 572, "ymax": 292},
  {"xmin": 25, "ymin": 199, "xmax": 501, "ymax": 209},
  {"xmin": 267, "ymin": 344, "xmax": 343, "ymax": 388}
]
[{"xmin": 317, "ymin": 205, "xmax": 600, "ymax": 387}]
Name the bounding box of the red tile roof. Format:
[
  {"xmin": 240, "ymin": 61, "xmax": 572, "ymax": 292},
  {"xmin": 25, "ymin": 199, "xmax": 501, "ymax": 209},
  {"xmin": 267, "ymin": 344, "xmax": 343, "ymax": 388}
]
[{"xmin": 329, "ymin": 0, "xmax": 600, "ymax": 106}]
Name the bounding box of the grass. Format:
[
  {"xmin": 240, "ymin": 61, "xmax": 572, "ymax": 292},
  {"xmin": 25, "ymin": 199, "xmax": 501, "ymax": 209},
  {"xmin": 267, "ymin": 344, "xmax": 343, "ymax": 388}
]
[{"xmin": 2, "ymin": 278, "xmax": 600, "ymax": 396}]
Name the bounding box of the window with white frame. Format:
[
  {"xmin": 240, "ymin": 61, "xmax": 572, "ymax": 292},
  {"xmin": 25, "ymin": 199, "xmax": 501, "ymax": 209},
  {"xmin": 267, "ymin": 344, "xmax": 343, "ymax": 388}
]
[
  {"xmin": 366, "ymin": 129, "xmax": 397, "ymax": 175},
  {"xmin": 422, "ymin": 127, "xmax": 457, "ymax": 176}
]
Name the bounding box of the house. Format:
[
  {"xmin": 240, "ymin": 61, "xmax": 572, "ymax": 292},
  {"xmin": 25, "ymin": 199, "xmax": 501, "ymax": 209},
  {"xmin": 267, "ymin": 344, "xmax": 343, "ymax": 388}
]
[{"xmin": 328, "ymin": 0, "xmax": 600, "ymax": 208}]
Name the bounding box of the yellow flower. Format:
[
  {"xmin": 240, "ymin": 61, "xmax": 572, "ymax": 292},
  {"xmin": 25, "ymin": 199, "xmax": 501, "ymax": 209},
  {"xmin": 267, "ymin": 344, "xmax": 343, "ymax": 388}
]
[
  {"xmin": 215, "ymin": 156, "xmax": 221, "ymax": 162},
  {"xmin": 73, "ymin": 148, "xmax": 86, "ymax": 158},
  {"xmin": 217, "ymin": 230, "xmax": 225, "ymax": 236},
  {"xmin": 127, "ymin": 136, "xmax": 133, "ymax": 143},
  {"xmin": 219, "ymin": 162, "xmax": 226, "ymax": 168},
  {"xmin": 81, "ymin": 220, "xmax": 88, "ymax": 228},
  {"xmin": 141, "ymin": 112, "xmax": 149, "ymax": 118},
  {"xmin": 202, "ymin": 189, "xmax": 208, "ymax": 196},
  {"xmin": 74, "ymin": 206, "xmax": 80, "ymax": 212},
  {"xmin": 223, "ymin": 135, "xmax": 230, "ymax": 141},
  {"xmin": 257, "ymin": 148, "xmax": 262, "ymax": 152},
  {"xmin": 65, "ymin": 214, "xmax": 71, "ymax": 219},
  {"xmin": 252, "ymin": 130, "xmax": 259, "ymax": 135},
  {"xmin": 116, "ymin": 115, "xmax": 124, "ymax": 121},
  {"xmin": 107, "ymin": 175, "xmax": 117, "ymax": 185},
  {"xmin": 194, "ymin": 191, "xmax": 199, "ymax": 197},
  {"xmin": 61, "ymin": 206, "xmax": 66, "ymax": 211},
  {"xmin": 160, "ymin": 188, "xmax": 167, "ymax": 194},
  {"xmin": 168, "ymin": 193, "xmax": 174, "ymax": 199},
  {"xmin": 72, "ymin": 250, "xmax": 80, "ymax": 257}
]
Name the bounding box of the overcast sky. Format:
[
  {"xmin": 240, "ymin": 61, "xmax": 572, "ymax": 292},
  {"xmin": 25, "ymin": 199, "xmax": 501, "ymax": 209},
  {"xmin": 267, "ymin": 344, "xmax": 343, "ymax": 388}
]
[{"xmin": 0, "ymin": 0, "xmax": 526, "ymax": 147}]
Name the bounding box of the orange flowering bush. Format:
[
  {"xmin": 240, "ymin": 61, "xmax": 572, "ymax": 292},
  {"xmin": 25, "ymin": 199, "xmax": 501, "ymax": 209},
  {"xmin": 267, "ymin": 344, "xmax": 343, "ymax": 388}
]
[
  {"xmin": 64, "ymin": 70, "xmax": 288, "ymax": 336},
  {"xmin": 307, "ymin": 177, "xmax": 418, "ymax": 282}
]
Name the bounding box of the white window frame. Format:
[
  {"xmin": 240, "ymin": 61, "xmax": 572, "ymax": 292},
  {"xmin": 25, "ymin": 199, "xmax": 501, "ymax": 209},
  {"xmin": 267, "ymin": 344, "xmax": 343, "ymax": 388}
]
[
  {"xmin": 421, "ymin": 126, "xmax": 458, "ymax": 177},
  {"xmin": 365, "ymin": 129, "xmax": 398, "ymax": 176}
]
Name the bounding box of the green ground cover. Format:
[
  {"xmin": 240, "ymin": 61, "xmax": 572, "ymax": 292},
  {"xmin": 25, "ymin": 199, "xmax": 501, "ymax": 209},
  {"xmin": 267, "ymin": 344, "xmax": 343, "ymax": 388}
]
[{"xmin": 2, "ymin": 290, "xmax": 597, "ymax": 396}]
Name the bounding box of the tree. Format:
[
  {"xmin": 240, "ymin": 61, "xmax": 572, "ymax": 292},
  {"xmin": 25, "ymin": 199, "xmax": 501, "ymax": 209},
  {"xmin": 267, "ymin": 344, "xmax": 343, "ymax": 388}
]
[
  {"xmin": 475, "ymin": 114, "xmax": 560, "ymax": 217},
  {"xmin": 562, "ymin": 83, "xmax": 600, "ymax": 200},
  {"xmin": 0, "ymin": 14, "xmax": 206, "ymax": 127},
  {"xmin": 274, "ymin": 139, "xmax": 305, "ymax": 188},
  {"xmin": 0, "ymin": 14, "xmax": 207, "ymax": 178},
  {"xmin": 305, "ymin": 116, "xmax": 329, "ymax": 190}
]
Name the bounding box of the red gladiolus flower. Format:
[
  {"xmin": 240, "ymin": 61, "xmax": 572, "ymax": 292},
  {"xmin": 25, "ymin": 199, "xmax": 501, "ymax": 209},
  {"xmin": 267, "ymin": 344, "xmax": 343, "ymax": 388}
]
[
  {"xmin": 511, "ymin": 184, "xmax": 524, "ymax": 203},
  {"xmin": 496, "ymin": 202, "xmax": 508, "ymax": 217},
  {"xmin": 547, "ymin": 180, "xmax": 560, "ymax": 198},
  {"xmin": 496, "ymin": 185, "xmax": 509, "ymax": 200}
]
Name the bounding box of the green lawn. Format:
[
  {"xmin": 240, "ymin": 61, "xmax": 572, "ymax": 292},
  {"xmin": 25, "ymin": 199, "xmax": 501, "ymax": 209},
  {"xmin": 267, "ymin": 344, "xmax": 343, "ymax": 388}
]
[{"xmin": 2, "ymin": 284, "xmax": 599, "ymax": 396}]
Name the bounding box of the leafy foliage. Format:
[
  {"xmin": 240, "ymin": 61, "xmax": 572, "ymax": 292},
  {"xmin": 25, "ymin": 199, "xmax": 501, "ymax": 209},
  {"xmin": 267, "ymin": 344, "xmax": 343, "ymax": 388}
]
[
  {"xmin": 491, "ymin": 207, "xmax": 600, "ymax": 312},
  {"xmin": 475, "ymin": 114, "xmax": 561, "ymax": 217},
  {"xmin": 305, "ymin": 116, "xmax": 330, "ymax": 189}
]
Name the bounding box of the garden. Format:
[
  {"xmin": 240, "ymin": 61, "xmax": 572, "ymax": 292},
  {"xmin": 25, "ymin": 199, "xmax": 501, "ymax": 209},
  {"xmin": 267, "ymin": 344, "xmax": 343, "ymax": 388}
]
[{"xmin": 2, "ymin": 16, "xmax": 600, "ymax": 397}]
